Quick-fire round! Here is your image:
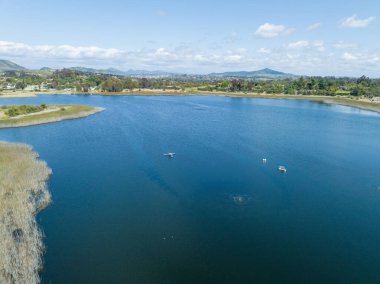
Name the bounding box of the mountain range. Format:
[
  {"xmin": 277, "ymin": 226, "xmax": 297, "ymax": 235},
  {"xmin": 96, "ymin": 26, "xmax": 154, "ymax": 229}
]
[
  {"xmin": 67, "ymin": 66, "xmax": 174, "ymax": 76},
  {"xmin": 209, "ymin": 68, "xmax": 297, "ymax": 79},
  {"xmin": 0, "ymin": 59, "xmax": 296, "ymax": 79}
]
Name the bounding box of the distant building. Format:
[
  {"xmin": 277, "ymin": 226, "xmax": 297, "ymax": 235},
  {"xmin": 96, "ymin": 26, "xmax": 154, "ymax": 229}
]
[
  {"xmin": 24, "ymin": 85, "xmax": 40, "ymax": 91},
  {"xmin": 5, "ymin": 83, "xmax": 15, "ymax": 90},
  {"xmin": 40, "ymin": 83, "xmax": 49, "ymax": 90}
]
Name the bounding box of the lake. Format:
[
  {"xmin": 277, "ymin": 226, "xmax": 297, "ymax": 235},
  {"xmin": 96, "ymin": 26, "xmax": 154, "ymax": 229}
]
[{"xmin": 1, "ymin": 95, "xmax": 380, "ymax": 283}]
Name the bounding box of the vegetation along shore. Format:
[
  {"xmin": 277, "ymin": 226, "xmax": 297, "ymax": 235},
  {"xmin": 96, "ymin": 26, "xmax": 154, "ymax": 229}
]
[
  {"xmin": 0, "ymin": 142, "xmax": 51, "ymax": 283},
  {"xmin": 1, "ymin": 68, "xmax": 380, "ymax": 114},
  {"xmin": 0, "ymin": 102, "xmax": 102, "ymax": 283},
  {"xmin": 0, "ymin": 104, "xmax": 104, "ymax": 128}
]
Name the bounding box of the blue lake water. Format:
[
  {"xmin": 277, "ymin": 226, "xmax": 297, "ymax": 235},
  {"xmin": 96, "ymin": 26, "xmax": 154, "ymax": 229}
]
[{"xmin": 1, "ymin": 95, "xmax": 380, "ymax": 283}]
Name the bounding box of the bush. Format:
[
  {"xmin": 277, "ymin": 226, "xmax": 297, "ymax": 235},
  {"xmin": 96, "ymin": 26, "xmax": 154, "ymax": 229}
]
[{"xmin": 5, "ymin": 105, "xmax": 41, "ymax": 117}]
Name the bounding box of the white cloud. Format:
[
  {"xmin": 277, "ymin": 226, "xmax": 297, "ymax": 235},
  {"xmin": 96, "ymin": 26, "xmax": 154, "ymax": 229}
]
[
  {"xmin": 342, "ymin": 52, "xmax": 357, "ymax": 61},
  {"xmin": 341, "ymin": 52, "xmax": 380, "ymax": 66},
  {"xmin": 307, "ymin": 23, "xmax": 321, "ymax": 31},
  {"xmin": 257, "ymin": 47, "xmax": 271, "ymax": 54},
  {"xmin": 0, "ymin": 41, "xmax": 123, "ymax": 59},
  {"xmin": 341, "ymin": 15, "xmax": 375, "ymax": 28},
  {"xmin": 287, "ymin": 40, "xmax": 325, "ymax": 51},
  {"xmin": 254, "ymin": 23, "xmax": 294, "ymax": 38},
  {"xmin": 224, "ymin": 54, "xmax": 243, "ymax": 63},
  {"xmin": 235, "ymin": 48, "xmax": 247, "ymax": 53},
  {"xmin": 313, "ymin": 41, "xmax": 325, "ymax": 51},
  {"xmin": 333, "ymin": 42, "xmax": 356, "ymax": 49},
  {"xmin": 1, "ymin": 40, "xmax": 379, "ymax": 76},
  {"xmin": 288, "ymin": 40, "xmax": 309, "ymax": 49}
]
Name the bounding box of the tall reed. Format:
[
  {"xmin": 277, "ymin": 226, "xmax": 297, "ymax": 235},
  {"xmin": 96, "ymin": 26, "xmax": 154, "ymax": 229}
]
[{"xmin": 0, "ymin": 142, "xmax": 52, "ymax": 284}]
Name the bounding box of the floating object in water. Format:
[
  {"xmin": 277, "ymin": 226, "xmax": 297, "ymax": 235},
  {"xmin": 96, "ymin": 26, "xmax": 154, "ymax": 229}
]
[
  {"xmin": 163, "ymin": 152, "xmax": 176, "ymax": 158},
  {"xmin": 262, "ymin": 158, "xmax": 267, "ymax": 163},
  {"xmin": 278, "ymin": 166, "xmax": 287, "ymax": 173},
  {"xmin": 231, "ymin": 194, "xmax": 251, "ymax": 205},
  {"xmin": 162, "ymin": 235, "xmax": 174, "ymax": 240},
  {"xmin": 233, "ymin": 195, "xmax": 244, "ymax": 203}
]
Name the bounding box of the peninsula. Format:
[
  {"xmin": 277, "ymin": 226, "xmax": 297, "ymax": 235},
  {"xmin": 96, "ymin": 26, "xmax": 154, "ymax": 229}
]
[{"xmin": 0, "ymin": 104, "xmax": 104, "ymax": 128}]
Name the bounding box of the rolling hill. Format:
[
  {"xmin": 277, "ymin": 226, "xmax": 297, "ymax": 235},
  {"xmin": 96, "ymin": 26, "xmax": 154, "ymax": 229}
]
[
  {"xmin": 0, "ymin": 59, "xmax": 27, "ymax": 71},
  {"xmin": 68, "ymin": 67, "xmax": 173, "ymax": 76},
  {"xmin": 209, "ymin": 68, "xmax": 297, "ymax": 79}
]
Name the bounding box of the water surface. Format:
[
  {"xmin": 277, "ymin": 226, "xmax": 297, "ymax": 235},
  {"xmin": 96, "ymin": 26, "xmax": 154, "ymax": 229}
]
[{"xmin": 0, "ymin": 95, "xmax": 380, "ymax": 283}]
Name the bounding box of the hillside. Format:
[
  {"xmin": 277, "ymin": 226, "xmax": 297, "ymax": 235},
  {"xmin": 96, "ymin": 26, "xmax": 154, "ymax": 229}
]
[
  {"xmin": 68, "ymin": 67, "xmax": 173, "ymax": 76},
  {"xmin": 0, "ymin": 59, "xmax": 26, "ymax": 71},
  {"xmin": 209, "ymin": 68, "xmax": 297, "ymax": 79}
]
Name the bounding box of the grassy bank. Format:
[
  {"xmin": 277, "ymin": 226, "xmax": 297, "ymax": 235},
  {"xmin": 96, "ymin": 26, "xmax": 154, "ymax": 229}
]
[
  {"xmin": 315, "ymin": 96, "xmax": 380, "ymax": 114},
  {"xmin": 0, "ymin": 105, "xmax": 104, "ymax": 128},
  {"xmin": 0, "ymin": 142, "xmax": 52, "ymax": 284}
]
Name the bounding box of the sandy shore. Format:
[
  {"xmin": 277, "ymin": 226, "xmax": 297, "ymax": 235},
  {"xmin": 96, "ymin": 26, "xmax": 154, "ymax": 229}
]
[
  {"xmin": 0, "ymin": 90, "xmax": 71, "ymax": 98},
  {"xmin": 0, "ymin": 142, "xmax": 52, "ymax": 284},
  {"xmin": 0, "ymin": 91, "xmax": 37, "ymax": 98},
  {"xmin": 0, "ymin": 105, "xmax": 104, "ymax": 128}
]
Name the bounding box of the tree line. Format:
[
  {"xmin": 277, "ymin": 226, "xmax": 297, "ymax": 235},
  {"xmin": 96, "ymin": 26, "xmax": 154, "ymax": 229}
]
[{"xmin": 1, "ymin": 70, "xmax": 379, "ymax": 98}]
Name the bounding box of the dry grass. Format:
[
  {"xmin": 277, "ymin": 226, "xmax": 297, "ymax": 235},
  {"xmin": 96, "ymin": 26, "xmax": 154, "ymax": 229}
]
[
  {"xmin": 0, "ymin": 142, "xmax": 52, "ymax": 284},
  {"xmin": 0, "ymin": 105, "xmax": 104, "ymax": 128}
]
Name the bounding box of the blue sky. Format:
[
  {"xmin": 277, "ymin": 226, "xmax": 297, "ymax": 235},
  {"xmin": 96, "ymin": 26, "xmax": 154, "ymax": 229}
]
[{"xmin": 0, "ymin": 0, "xmax": 379, "ymax": 76}]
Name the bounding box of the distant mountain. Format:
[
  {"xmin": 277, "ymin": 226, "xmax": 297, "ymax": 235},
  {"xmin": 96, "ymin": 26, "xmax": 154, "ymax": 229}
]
[
  {"xmin": 209, "ymin": 68, "xmax": 297, "ymax": 79},
  {"xmin": 124, "ymin": 69, "xmax": 174, "ymax": 76},
  {"xmin": 0, "ymin": 59, "xmax": 26, "ymax": 71},
  {"xmin": 67, "ymin": 67, "xmax": 124, "ymax": 76},
  {"xmin": 40, "ymin": 67, "xmax": 54, "ymax": 71},
  {"xmin": 68, "ymin": 67, "xmax": 173, "ymax": 76},
  {"xmin": 0, "ymin": 62, "xmax": 297, "ymax": 79}
]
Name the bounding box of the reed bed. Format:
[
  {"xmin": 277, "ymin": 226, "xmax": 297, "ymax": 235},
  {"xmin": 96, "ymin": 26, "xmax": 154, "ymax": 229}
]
[{"xmin": 0, "ymin": 142, "xmax": 52, "ymax": 284}]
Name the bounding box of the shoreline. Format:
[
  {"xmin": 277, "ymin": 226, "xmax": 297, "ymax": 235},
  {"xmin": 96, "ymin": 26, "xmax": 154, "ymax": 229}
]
[
  {"xmin": 74, "ymin": 91, "xmax": 380, "ymax": 114},
  {"xmin": 0, "ymin": 142, "xmax": 51, "ymax": 283},
  {"xmin": 1, "ymin": 89, "xmax": 380, "ymax": 114},
  {"xmin": 0, "ymin": 105, "xmax": 104, "ymax": 128}
]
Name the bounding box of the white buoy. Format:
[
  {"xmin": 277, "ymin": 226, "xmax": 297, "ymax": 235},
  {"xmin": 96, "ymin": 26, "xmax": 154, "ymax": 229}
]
[
  {"xmin": 262, "ymin": 158, "xmax": 267, "ymax": 163},
  {"xmin": 163, "ymin": 152, "xmax": 176, "ymax": 158},
  {"xmin": 278, "ymin": 166, "xmax": 287, "ymax": 173}
]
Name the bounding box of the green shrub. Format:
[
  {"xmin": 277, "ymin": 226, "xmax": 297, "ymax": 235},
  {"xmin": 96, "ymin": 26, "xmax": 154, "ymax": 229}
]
[{"xmin": 5, "ymin": 105, "xmax": 41, "ymax": 117}]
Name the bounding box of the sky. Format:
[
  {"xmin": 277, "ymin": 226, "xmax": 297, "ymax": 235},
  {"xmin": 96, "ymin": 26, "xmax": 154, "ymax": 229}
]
[{"xmin": 0, "ymin": 0, "xmax": 379, "ymax": 77}]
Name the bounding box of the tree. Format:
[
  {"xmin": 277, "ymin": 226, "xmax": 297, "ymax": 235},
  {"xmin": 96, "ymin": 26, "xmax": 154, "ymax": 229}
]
[
  {"xmin": 15, "ymin": 81, "xmax": 26, "ymax": 90},
  {"xmin": 101, "ymin": 78, "xmax": 124, "ymax": 92}
]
